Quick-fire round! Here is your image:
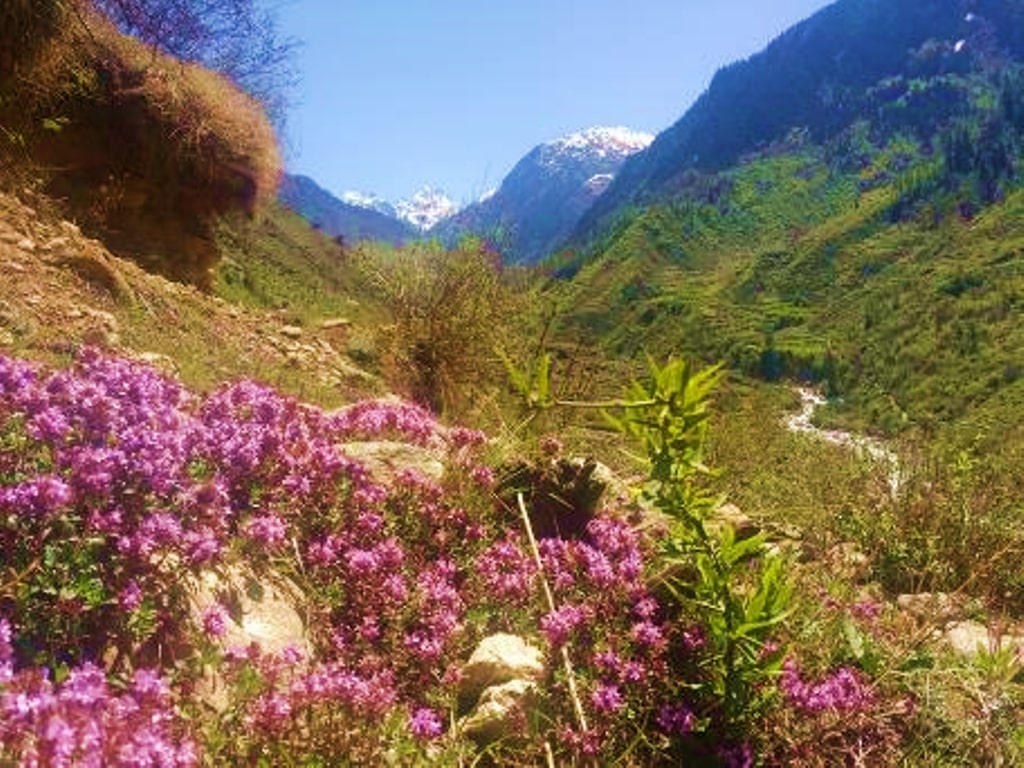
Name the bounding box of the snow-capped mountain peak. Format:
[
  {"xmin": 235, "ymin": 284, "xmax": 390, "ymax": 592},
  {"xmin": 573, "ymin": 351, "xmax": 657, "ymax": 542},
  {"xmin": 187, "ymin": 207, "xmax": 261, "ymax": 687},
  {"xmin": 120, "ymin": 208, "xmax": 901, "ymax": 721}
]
[
  {"xmin": 394, "ymin": 187, "xmax": 457, "ymax": 231},
  {"xmin": 340, "ymin": 190, "xmax": 397, "ymax": 218},
  {"xmin": 545, "ymin": 126, "xmax": 654, "ymax": 162},
  {"xmin": 341, "ymin": 186, "xmax": 456, "ymax": 231},
  {"xmin": 433, "ymin": 124, "xmax": 653, "ymax": 264}
]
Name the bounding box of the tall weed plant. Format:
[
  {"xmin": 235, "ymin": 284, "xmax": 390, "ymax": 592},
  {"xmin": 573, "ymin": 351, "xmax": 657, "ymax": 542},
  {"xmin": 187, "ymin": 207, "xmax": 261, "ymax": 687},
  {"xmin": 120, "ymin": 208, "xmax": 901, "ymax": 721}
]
[{"xmin": 361, "ymin": 238, "xmax": 527, "ymax": 417}]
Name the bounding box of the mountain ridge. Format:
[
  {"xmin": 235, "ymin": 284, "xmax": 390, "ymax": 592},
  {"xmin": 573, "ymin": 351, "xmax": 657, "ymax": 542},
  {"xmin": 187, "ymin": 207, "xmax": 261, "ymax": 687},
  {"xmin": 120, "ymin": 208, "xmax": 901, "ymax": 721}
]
[
  {"xmin": 278, "ymin": 174, "xmax": 418, "ymax": 245},
  {"xmin": 573, "ymin": 0, "xmax": 1024, "ymax": 242},
  {"xmin": 434, "ymin": 126, "xmax": 652, "ymax": 264}
]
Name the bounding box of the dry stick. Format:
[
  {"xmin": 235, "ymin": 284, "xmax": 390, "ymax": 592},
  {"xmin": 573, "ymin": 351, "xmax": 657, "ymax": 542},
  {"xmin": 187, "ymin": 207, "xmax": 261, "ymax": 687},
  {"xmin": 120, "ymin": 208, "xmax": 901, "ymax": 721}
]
[
  {"xmin": 543, "ymin": 740, "xmax": 557, "ymax": 768},
  {"xmin": 516, "ymin": 493, "xmax": 591, "ymax": 744}
]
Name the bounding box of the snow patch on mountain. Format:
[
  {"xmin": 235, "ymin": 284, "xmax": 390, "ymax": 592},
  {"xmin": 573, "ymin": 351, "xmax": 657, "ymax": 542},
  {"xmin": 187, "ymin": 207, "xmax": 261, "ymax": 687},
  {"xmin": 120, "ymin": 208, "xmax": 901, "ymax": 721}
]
[
  {"xmin": 394, "ymin": 187, "xmax": 458, "ymax": 231},
  {"xmin": 342, "ymin": 186, "xmax": 456, "ymax": 231},
  {"xmin": 583, "ymin": 173, "xmax": 615, "ymax": 195},
  {"xmin": 341, "ymin": 191, "xmax": 397, "ymax": 218},
  {"xmin": 540, "ymin": 126, "xmax": 654, "ymax": 169}
]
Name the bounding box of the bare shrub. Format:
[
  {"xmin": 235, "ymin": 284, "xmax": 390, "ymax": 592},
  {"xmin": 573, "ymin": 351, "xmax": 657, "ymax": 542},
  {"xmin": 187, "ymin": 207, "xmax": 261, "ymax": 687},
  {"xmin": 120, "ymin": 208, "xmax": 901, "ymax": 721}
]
[{"xmin": 364, "ymin": 239, "xmax": 523, "ymax": 416}]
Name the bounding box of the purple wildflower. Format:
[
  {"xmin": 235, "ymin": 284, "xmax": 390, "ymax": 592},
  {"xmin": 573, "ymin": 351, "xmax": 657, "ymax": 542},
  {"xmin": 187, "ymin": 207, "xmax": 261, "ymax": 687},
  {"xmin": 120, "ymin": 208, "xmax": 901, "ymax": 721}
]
[
  {"xmin": 719, "ymin": 742, "xmax": 755, "ymax": 768},
  {"xmin": 657, "ymin": 702, "xmax": 696, "ymax": 735},
  {"xmin": 0, "ymin": 475, "xmax": 72, "ymax": 517},
  {"xmin": 408, "ymin": 707, "xmax": 444, "ymax": 739},
  {"xmin": 244, "ymin": 514, "xmax": 288, "ymax": 549},
  {"xmin": 118, "ymin": 580, "xmax": 143, "ymax": 612},
  {"xmin": 540, "ymin": 604, "xmax": 588, "ymax": 647},
  {"xmin": 781, "ymin": 658, "xmax": 874, "ymax": 714},
  {"xmin": 590, "ymin": 683, "xmax": 624, "ymax": 714},
  {"xmin": 202, "ymin": 605, "xmax": 229, "ymax": 638},
  {"xmin": 476, "ymin": 536, "xmax": 535, "ymax": 600},
  {"xmin": 630, "ymin": 620, "xmax": 668, "ymax": 651},
  {"xmin": 345, "ymin": 548, "xmax": 380, "ymax": 575}
]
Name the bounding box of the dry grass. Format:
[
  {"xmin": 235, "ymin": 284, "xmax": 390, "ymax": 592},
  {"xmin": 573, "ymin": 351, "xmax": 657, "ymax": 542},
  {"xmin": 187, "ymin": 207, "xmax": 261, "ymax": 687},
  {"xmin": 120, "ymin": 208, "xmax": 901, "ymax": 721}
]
[
  {"xmin": 84, "ymin": 7, "xmax": 281, "ymax": 208},
  {"xmin": 0, "ymin": 1, "xmax": 63, "ymax": 77},
  {"xmin": 1, "ymin": 1, "xmax": 280, "ymax": 287}
]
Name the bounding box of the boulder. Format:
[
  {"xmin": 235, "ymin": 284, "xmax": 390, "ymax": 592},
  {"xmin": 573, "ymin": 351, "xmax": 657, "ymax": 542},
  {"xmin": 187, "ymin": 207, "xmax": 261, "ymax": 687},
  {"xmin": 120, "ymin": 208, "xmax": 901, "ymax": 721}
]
[
  {"xmin": 458, "ymin": 633, "xmax": 545, "ymax": 710},
  {"xmin": 188, "ymin": 564, "xmax": 310, "ymax": 710},
  {"xmin": 460, "ymin": 679, "xmax": 538, "ymax": 746},
  {"xmin": 457, "ymin": 634, "xmax": 546, "ymax": 748},
  {"xmin": 189, "ymin": 565, "xmax": 308, "ymax": 656},
  {"xmin": 339, "ymin": 441, "xmax": 445, "ymax": 482}
]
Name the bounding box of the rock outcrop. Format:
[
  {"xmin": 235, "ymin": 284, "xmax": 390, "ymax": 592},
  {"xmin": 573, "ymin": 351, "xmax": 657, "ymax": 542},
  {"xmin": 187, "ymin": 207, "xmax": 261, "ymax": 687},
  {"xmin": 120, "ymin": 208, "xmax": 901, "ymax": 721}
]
[{"xmin": 457, "ymin": 634, "xmax": 546, "ymax": 747}]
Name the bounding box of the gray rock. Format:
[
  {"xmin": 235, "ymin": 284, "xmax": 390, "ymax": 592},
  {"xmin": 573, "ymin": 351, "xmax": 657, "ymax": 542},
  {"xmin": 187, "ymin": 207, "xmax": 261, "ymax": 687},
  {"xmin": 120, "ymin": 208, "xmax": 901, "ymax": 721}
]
[
  {"xmin": 944, "ymin": 620, "xmax": 1024, "ymax": 658},
  {"xmin": 340, "ymin": 440, "xmax": 445, "ymax": 482},
  {"xmin": 458, "ymin": 633, "xmax": 545, "ymax": 708},
  {"xmin": 188, "ymin": 564, "xmax": 310, "ymax": 710},
  {"xmin": 321, "ymin": 317, "xmax": 352, "ymax": 330},
  {"xmin": 897, "ymin": 592, "xmax": 970, "ymax": 624},
  {"xmin": 189, "ymin": 565, "xmax": 309, "ymax": 657}
]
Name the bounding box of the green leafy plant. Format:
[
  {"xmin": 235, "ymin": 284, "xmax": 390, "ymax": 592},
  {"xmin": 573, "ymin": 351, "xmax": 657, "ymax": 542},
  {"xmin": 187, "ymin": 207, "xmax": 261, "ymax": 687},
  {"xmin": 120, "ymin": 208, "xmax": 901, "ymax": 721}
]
[
  {"xmin": 605, "ymin": 359, "xmax": 792, "ymax": 733},
  {"xmin": 507, "ymin": 353, "xmax": 794, "ymax": 741}
]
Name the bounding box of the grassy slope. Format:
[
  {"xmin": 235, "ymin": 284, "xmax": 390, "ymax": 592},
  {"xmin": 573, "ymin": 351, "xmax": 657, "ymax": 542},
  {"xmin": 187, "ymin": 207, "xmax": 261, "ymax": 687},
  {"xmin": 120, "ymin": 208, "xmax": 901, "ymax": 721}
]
[{"xmin": 553, "ymin": 143, "xmax": 1024, "ymax": 439}]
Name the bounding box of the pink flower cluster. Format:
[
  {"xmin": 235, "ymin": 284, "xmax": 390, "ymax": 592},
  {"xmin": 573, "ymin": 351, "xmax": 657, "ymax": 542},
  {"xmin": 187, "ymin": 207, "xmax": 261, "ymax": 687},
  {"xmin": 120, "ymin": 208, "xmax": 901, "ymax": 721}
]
[
  {"xmin": 328, "ymin": 399, "xmax": 440, "ymax": 446},
  {"xmin": 0, "ymin": 349, "xmax": 890, "ymax": 762},
  {"xmin": 0, "ymin": 618, "xmax": 195, "ymax": 767},
  {"xmin": 0, "ymin": 350, "xmax": 504, "ymax": 753},
  {"xmin": 780, "ymin": 658, "xmax": 874, "ymax": 714}
]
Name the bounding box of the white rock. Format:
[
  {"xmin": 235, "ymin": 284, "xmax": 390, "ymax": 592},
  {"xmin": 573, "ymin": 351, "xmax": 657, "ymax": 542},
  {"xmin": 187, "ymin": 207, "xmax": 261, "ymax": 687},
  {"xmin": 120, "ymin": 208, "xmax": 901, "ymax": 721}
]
[
  {"xmin": 321, "ymin": 318, "xmax": 352, "ymax": 330},
  {"xmin": 945, "ymin": 620, "xmax": 1024, "ymax": 658},
  {"xmin": 340, "ymin": 441, "xmax": 445, "ymax": 482},
  {"xmin": 188, "ymin": 564, "xmax": 309, "ymax": 660},
  {"xmin": 188, "ymin": 564, "xmax": 309, "ymax": 711},
  {"xmin": 459, "ymin": 633, "xmax": 545, "ymax": 706}
]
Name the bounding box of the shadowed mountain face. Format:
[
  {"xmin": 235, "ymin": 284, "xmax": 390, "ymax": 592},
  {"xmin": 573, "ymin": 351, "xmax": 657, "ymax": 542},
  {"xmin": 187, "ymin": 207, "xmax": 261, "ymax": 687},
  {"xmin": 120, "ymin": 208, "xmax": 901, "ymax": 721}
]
[
  {"xmin": 434, "ymin": 127, "xmax": 652, "ymax": 265},
  {"xmin": 575, "ymin": 0, "xmax": 1024, "ymax": 241},
  {"xmin": 278, "ymin": 174, "xmax": 418, "ymax": 246}
]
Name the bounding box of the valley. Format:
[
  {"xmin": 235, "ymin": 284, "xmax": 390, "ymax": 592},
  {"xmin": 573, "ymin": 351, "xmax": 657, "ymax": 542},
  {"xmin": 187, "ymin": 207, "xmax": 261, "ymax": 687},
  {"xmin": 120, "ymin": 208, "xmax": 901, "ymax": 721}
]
[{"xmin": 2, "ymin": 0, "xmax": 1024, "ymax": 764}]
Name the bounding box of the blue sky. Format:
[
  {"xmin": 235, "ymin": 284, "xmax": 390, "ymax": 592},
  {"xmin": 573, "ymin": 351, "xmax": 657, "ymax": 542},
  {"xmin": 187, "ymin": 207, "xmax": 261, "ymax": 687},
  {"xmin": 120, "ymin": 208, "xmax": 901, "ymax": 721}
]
[{"xmin": 278, "ymin": 0, "xmax": 835, "ymax": 204}]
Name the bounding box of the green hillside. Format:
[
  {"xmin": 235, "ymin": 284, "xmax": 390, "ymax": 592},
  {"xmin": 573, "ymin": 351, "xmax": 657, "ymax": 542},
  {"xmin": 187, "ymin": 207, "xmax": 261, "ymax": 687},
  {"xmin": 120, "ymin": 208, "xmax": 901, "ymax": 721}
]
[{"xmin": 552, "ymin": 74, "xmax": 1024, "ymax": 439}]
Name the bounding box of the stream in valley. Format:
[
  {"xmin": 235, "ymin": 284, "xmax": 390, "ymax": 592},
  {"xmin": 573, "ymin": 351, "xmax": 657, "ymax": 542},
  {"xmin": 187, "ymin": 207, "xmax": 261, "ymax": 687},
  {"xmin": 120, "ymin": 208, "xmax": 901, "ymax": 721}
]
[{"xmin": 786, "ymin": 387, "xmax": 904, "ymax": 496}]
